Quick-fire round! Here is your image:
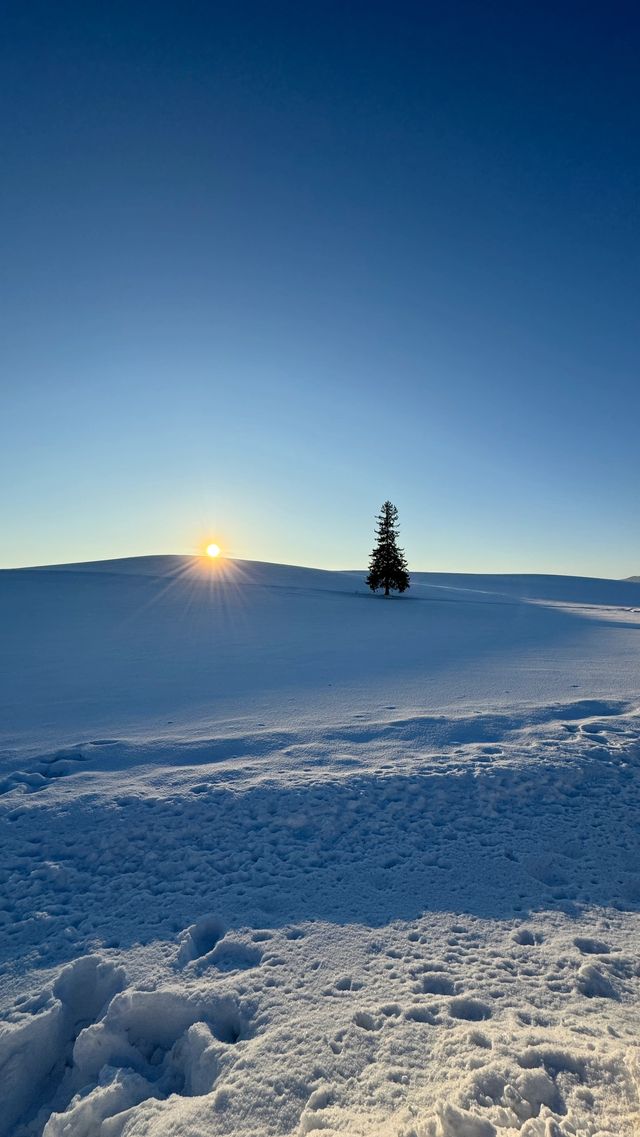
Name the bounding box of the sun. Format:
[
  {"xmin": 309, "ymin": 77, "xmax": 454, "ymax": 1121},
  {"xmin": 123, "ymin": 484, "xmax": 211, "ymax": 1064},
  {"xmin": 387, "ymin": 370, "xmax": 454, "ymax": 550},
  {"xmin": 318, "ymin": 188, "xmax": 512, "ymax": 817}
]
[{"xmin": 206, "ymin": 543, "xmax": 221, "ymax": 558}]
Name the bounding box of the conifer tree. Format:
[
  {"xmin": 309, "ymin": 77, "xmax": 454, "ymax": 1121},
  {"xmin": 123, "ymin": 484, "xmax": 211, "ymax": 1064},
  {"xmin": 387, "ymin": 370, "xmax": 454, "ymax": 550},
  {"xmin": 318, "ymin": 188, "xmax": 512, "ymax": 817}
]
[{"xmin": 366, "ymin": 501, "xmax": 410, "ymax": 596}]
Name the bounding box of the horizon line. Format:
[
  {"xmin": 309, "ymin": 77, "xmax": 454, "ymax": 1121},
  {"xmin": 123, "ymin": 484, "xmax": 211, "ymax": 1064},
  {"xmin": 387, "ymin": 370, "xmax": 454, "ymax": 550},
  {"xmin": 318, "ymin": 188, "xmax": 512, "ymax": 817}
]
[{"xmin": 1, "ymin": 551, "xmax": 638, "ymax": 584}]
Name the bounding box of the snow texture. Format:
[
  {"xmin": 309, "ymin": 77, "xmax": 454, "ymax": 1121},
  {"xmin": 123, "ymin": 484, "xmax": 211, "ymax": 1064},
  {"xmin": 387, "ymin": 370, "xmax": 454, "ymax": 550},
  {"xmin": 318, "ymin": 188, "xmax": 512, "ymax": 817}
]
[{"xmin": 1, "ymin": 555, "xmax": 639, "ymax": 1136}]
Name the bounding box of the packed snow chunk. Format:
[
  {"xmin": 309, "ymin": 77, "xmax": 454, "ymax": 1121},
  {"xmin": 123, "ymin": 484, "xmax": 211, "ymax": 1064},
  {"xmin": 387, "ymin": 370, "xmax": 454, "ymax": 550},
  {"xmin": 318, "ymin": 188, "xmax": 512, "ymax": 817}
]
[
  {"xmin": 436, "ymin": 1102, "xmax": 497, "ymax": 1137},
  {"xmin": 516, "ymin": 1069, "xmax": 564, "ymax": 1116},
  {"xmin": 170, "ymin": 1021, "xmax": 221, "ymax": 1096},
  {"xmin": 518, "ymin": 1048, "xmax": 586, "ymax": 1081},
  {"xmin": 0, "ymin": 955, "xmax": 124, "ymax": 1137},
  {"xmin": 43, "ymin": 1023, "xmax": 225, "ymax": 1136},
  {"xmin": 43, "ymin": 1067, "xmax": 156, "ymax": 1137},
  {"xmin": 447, "ymin": 1061, "xmax": 568, "ymax": 1134},
  {"xmin": 298, "ymin": 1084, "xmax": 336, "ymax": 1136},
  {"xmin": 575, "ymin": 963, "xmax": 618, "ymax": 999},
  {"xmin": 305, "ymin": 1085, "xmax": 334, "ymax": 1111},
  {"xmin": 71, "ymin": 987, "xmax": 248, "ymax": 1090}
]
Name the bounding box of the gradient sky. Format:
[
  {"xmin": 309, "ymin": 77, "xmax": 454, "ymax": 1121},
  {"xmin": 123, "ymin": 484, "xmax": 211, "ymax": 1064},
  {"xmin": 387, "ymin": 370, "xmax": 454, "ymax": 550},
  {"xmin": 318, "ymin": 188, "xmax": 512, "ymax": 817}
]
[{"xmin": 2, "ymin": 1, "xmax": 639, "ymax": 575}]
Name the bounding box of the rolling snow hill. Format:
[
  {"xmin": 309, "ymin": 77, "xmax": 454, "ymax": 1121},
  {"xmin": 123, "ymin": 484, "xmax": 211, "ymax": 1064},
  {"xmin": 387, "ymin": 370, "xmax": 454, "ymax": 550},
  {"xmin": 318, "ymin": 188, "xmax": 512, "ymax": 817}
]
[
  {"xmin": 2, "ymin": 555, "xmax": 639, "ymax": 754},
  {"xmin": 1, "ymin": 557, "xmax": 639, "ymax": 1136}
]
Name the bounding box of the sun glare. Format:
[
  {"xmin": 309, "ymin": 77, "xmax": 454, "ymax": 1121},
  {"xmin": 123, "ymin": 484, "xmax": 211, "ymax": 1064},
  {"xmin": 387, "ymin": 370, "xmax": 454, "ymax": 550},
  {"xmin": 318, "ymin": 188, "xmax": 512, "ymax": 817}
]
[{"xmin": 206, "ymin": 543, "xmax": 221, "ymax": 558}]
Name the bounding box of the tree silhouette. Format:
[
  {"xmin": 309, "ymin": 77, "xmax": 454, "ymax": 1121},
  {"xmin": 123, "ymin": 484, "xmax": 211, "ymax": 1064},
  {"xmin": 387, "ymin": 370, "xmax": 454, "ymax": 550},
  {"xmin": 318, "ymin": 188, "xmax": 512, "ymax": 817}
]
[{"xmin": 366, "ymin": 501, "xmax": 410, "ymax": 596}]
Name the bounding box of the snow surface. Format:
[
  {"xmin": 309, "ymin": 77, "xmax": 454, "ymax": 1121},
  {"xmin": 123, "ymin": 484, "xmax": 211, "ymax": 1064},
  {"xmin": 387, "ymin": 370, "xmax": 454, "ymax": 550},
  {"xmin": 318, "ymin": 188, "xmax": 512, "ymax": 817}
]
[{"xmin": 1, "ymin": 555, "xmax": 640, "ymax": 1136}]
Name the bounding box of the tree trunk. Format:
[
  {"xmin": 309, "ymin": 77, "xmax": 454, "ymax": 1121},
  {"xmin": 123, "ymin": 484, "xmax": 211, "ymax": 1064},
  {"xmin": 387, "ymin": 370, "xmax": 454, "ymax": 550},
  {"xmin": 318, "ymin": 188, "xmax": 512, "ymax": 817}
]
[{"xmin": 384, "ymin": 583, "xmax": 390, "ymax": 597}]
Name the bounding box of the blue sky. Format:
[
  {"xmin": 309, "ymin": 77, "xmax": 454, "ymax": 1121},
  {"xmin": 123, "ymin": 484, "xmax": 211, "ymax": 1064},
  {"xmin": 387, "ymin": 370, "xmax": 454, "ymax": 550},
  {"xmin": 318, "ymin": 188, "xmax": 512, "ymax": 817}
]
[{"xmin": 2, "ymin": 1, "xmax": 639, "ymax": 575}]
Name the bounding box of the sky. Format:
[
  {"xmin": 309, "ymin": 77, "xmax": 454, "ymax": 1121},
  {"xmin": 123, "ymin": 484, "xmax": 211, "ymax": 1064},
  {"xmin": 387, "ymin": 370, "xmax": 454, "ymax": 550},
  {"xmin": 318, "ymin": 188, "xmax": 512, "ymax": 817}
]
[{"xmin": 2, "ymin": 0, "xmax": 639, "ymax": 576}]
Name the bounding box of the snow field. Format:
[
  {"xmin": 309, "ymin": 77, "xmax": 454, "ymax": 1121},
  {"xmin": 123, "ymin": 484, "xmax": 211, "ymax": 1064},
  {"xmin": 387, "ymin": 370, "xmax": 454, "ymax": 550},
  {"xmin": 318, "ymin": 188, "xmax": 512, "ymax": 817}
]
[
  {"xmin": 2, "ymin": 557, "xmax": 639, "ymax": 751},
  {"xmin": 1, "ymin": 558, "xmax": 640, "ymax": 1135},
  {"xmin": 1, "ymin": 700, "xmax": 640, "ymax": 1135}
]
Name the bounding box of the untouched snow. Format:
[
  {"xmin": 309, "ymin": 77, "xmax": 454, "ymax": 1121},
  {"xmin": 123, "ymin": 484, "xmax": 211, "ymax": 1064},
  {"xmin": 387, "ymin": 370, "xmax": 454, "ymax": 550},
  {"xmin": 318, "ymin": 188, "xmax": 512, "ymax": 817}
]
[{"xmin": 1, "ymin": 556, "xmax": 639, "ymax": 1136}]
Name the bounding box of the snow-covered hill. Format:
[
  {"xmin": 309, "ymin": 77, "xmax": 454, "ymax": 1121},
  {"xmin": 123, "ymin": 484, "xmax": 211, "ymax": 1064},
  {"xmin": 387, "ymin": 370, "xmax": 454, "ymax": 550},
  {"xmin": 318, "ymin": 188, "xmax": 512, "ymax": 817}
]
[
  {"xmin": 2, "ymin": 556, "xmax": 640, "ymax": 754},
  {"xmin": 1, "ymin": 557, "xmax": 639, "ymax": 1136}
]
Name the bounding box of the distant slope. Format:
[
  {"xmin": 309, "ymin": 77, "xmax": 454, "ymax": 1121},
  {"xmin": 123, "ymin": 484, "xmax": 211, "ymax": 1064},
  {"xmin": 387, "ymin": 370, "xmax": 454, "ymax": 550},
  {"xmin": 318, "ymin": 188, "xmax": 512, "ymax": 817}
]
[
  {"xmin": 1, "ymin": 555, "xmax": 639, "ymax": 753},
  {"xmin": 410, "ymin": 570, "xmax": 640, "ymax": 608},
  {"xmin": 22, "ymin": 554, "xmax": 363, "ymax": 590},
  {"xmin": 15, "ymin": 554, "xmax": 640, "ymax": 607}
]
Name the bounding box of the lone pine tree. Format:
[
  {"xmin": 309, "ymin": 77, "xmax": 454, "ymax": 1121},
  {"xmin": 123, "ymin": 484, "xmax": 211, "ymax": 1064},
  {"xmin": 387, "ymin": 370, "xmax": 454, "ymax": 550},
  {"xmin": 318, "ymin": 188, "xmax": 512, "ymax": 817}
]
[{"xmin": 366, "ymin": 501, "xmax": 410, "ymax": 596}]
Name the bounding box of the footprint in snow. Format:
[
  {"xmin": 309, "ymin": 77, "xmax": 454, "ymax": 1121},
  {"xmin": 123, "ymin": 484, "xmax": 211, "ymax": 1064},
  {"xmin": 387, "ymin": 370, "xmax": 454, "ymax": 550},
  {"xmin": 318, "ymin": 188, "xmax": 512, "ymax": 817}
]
[
  {"xmin": 352, "ymin": 1010, "xmax": 382, "ymax": 1031},
  {"xmin": 512, "ymin": 928, "xmax": 544, "ymax": 946},
  {"xmin": 334, "ymin": 975, "xmax": 362, "ymax": 992},
  {"xmin": 405, "ymin": 1005, "xmax": 438, "ymax": 1024},
  {"xmin": 574, "ymin": 936, "xmax": 611, "ymax": 955},
  {"xmin": 176, "ymin": 916, "xmax": 225, "ymax": 966},
  {"xmin": 416, "ymin": 973, "xmax": 455, "ymax": 995},
  {"xmin": 448, "ymin": 997, "xmax": 493, "ymax": 1021}
]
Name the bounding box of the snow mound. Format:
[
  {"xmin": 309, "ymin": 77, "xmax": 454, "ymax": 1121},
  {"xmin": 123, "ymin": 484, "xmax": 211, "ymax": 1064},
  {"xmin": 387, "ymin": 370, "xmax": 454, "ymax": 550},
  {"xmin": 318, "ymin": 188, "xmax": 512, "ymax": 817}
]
[{"xmin": 0, "ymin": 956, "xmax": 125, "ymax": 1137}]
